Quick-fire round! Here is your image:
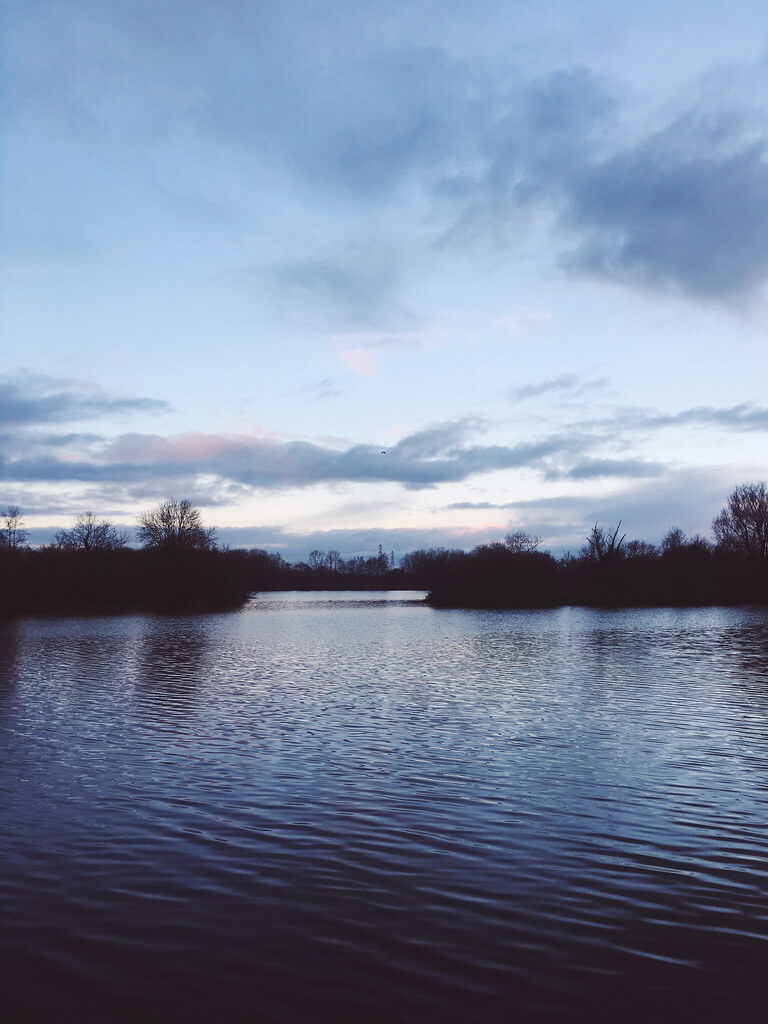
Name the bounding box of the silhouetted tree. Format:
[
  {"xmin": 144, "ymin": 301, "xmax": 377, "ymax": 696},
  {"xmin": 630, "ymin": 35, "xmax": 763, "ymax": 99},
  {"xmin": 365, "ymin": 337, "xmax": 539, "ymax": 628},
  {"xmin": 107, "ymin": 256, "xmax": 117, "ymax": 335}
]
[
  {"xmin": 581, "ymin": 522, "xmax": 626, "ymax": 563},
  {"xmin": 53, "ymin": 511, "xmax": 128, "ymax": 551},
  {"xmin": 327, "ymin": 550, "xmax": 342, "ymax": 572},
  {"xmin": 713, "ymin": 483, "xmax": 768, "ymax": 560},
  {"xmin": 625, "ymin": 539, "xmax": 657, "ymax": 558},
  {"xmin": 504, "ymin": 530, "xmax": 541, "ymax": 553},
  {"xmin": 308, "ymin": 549, "xmax": 324, "ymax": 570},
  {"xmin": 138, "ymin": 500, "xmax": 217, "ymax": 552},
  {"xmin": 374, "ymin": 544, "xmax": 389, "ymax": 575},
  {"xmin": 1, "ymin": 506, "xmax": 27, "ymax": 549},
  {"xmin": 661, "ymin": 527, "xmax": 686, "ymax": 554}
]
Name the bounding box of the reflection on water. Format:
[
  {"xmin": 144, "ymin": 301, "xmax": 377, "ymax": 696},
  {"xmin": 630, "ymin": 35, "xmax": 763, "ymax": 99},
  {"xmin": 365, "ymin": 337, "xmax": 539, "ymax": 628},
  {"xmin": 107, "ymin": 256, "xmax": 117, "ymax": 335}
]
[
  {"xmin": 0, "ymin": 623, "xmax": 20, "ymax": 711},
  {"xmin": 2, "ymin": 595, "xmax": 768, "ymax": 1021},
  {"xmin": 133, "ymin": 618, "xmax": 212, "ymax": 714}
]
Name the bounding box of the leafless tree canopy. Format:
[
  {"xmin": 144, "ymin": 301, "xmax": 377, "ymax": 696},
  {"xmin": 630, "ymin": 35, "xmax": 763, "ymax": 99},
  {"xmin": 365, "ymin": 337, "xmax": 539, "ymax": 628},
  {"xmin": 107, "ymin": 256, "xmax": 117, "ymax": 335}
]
[
  {"xmin": 581, "ymin": 521, "xmax": 626, "ymax": 563},
  {"xmin": 308, "ymin": 549, "xmax": 324, "ymax": 570},
  {"xmin": 137, "ymin": 499, "xmax": 217, "ymax": 552},
  {"xmin": 503, "ymin": 530, "xmax": 542, "ymax": 554},
  {"xmin": 712, "ymin": 482, "xmax": 768, "ymax": 559},
  {"xmin": 53, "ymin": 511, "xmax": 128, "ymax": 551},
  {"xmin": 1, "ymin": 506, "xmax": 28, "ymax": 550},
  {"xmin": 326, "ymin": 550, "xmax": 342, "ymax": 572},
  {"xmin": 661, "ymin": 527, "xmax": 686, "ymax": 553}
]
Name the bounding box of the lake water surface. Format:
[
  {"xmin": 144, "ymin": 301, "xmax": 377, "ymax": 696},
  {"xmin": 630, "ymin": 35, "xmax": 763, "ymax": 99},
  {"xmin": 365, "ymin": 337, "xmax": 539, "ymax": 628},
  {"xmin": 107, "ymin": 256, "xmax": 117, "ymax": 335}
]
[{"xmin": 2, "ymin": 593, "xmax": 768, "ymax": 1021}]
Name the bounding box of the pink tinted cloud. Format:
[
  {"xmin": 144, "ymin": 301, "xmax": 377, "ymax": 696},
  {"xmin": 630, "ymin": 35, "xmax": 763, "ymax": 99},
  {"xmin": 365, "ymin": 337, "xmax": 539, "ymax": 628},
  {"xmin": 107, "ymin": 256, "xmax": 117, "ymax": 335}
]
[
  {"xmin": 336, "ymin": 348, "xmax": 377, "ymax": 375},
  {"xmin": 105, "ymin": 431, "xmax": 281, "ymax": 465}
]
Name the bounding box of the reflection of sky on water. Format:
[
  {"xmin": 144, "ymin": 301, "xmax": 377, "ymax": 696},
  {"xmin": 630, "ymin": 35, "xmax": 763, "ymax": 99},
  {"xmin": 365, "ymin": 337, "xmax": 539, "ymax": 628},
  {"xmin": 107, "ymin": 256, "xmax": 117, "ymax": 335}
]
[{"xmin": 2, "ymin": 600, "xmax": 768, "ymax": 1021}]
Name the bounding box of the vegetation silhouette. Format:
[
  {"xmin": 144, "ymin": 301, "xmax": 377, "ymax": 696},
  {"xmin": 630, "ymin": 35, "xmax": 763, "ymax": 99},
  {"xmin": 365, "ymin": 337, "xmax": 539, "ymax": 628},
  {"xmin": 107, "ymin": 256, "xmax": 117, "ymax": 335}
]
[
  {"xmin": 3, "ymin": 483, "xmax": 768, "ymax": 615},
  {"xmin": 237, "ymin": 483, "xmax": 768, "ymax": 609},
  {"xmin": 0, "ymin": 501, "xmax": 248, "ymax": 616}
]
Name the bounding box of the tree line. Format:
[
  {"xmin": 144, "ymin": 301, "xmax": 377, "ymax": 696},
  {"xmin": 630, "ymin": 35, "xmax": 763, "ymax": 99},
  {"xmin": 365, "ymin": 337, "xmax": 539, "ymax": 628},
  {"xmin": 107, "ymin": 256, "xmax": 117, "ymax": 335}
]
[
  {"xmin": 0, "ymin": 500, "xmax": 246, "ymax": 615},
  {"xmin": 232, "ymin": 482, "xmax": 768, "ymax": 607},
  {"xmin": 416, "ymin": 483, "xmax": 768, "ymax": 608},
  {"xmin": 2, "ymin": 483, "xmax": 768, "ymax": 614}
]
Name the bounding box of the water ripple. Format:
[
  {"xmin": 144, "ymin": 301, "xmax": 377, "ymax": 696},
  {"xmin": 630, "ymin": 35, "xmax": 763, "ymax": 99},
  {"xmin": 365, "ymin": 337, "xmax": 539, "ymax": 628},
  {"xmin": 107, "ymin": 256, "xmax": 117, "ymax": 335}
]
[{"xmin": 2, "ymin": 598, "xmax": 768, "ymax": 1020}]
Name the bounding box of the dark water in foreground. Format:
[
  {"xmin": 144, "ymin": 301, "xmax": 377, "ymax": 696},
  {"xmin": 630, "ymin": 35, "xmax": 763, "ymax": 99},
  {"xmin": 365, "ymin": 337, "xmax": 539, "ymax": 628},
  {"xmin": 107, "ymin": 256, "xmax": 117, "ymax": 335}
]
[{"xmin": 2, "ymin": 593, "xmax": 768, "ymax": 1022}]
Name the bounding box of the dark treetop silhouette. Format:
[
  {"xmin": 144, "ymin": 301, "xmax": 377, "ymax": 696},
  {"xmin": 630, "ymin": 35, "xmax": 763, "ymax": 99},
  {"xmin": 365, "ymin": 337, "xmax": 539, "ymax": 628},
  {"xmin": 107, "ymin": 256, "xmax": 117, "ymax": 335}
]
[
  {"xmin": 2, "ymin": 484, "xmax": 768, "ymax": 615},
  {"xmin": 237, "ymin": 483, "xmax": 768, "ymax": 609},
  {"xmin": 0, "ymin": 500, "xmax": 246, "ymax": 616}
]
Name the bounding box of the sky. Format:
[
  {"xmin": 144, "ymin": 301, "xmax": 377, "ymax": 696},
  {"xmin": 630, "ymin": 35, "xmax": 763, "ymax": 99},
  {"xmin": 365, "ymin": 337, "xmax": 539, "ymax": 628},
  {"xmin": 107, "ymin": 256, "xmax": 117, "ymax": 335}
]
[{"xmin": 4, "ymin": 0, "xmax": 768, "ymax": 560}]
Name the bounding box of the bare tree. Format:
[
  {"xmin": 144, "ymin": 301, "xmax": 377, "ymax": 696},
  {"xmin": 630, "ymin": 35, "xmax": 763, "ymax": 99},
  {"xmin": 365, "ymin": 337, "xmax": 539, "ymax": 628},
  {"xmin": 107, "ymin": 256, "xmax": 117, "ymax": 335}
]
[
  {"xmin": 581, "ymin": 522, "xmax": 626, "ymax": 563},
  {"xmin": 137, "ymin": 499, "xmax": 217, "ymax": 552},
  {"xmin": 713, "ymin": 482, "xmax": 768, "ymax": 559},
  {"xmin": 2, "ymin": 506, "xmax": 28, "ymax": 549},
  {"xmin": 308, "ymin": 549, "xmax": 324, "ymax": 570},
  {"xmin": 625, "ymin": 539, "xmax": 657, "ymax": 558},
  {"xmin": 503, "ymin": 530, "xmax": 542, "ymax": 554},
  {"xmin": 326, "ymin": 550, "xmax": 342, "ymax": 572},
  {"xmin": 661, "ymin": 527, "xmax": 686, "ymax": 554},
  {"xmin": 54, "ymin": 511, "xmax": 128, "ymax": 551}
]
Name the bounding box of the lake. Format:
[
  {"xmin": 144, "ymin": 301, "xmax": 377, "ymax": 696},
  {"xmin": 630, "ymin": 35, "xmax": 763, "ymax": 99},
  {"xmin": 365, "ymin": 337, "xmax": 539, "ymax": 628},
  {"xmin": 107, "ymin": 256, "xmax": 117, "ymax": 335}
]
[{"xmin": 2, "ymin": 593, "xmax": 767, "ymax": 1021}]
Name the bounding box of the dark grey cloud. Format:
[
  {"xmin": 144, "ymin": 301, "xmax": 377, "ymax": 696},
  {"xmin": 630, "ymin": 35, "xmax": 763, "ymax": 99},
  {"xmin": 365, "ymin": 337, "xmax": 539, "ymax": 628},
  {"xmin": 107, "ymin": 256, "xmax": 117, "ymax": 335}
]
[
  {"xmin": 562, "ymin": 113, "xmax": 768, "ymax": 298},
  {"xmin": 439, "ymin": 66, "xmax": 618, "ymax": 245},
  {"xmin": 444, "ymin": 71, "xmax": 768, "ymax": 299},
  {"xmin": 5, "ymin": 396, "xmax": 766, "ymax": 497},
  {"xmin": 204, "ymin": 43, "xmax": 481, "ymax": 198},
  {"xmin": 0, "ymin": 372, "xmax": 170, "ymax": 427},
  {"xmin": 11, "ymin": 1, "xmax": 768, "ymax": 301},
  {"xmin": 0, "ymin": 418, "xmax": 585, "ymax": 491}
]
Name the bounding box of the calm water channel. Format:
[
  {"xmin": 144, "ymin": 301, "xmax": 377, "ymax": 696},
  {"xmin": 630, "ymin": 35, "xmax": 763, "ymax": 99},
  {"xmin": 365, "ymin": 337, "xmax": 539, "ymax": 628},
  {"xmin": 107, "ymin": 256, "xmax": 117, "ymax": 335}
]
[{"xmin": 2, "ymin": 593, "xmax": 768, "ymax": 1021}]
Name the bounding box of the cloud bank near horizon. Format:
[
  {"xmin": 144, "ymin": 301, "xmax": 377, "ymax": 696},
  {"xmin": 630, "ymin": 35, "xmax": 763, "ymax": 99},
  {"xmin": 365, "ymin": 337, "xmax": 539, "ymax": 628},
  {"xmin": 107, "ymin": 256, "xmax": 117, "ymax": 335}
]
[
  {"xmin": 20, "ymin": 467, "xmax": 733, "ymax": 561},
  {"xmin": 1, "ymin": 370, "xmax": 763, "ymax": 556}
]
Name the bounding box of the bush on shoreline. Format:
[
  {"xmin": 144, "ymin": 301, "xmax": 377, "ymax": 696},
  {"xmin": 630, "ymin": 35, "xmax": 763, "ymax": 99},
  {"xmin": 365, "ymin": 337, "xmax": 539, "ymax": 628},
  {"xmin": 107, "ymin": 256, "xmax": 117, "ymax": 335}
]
[{"xmin": 0, "ymin": 501, "xmax": 249, "ymax": 616}]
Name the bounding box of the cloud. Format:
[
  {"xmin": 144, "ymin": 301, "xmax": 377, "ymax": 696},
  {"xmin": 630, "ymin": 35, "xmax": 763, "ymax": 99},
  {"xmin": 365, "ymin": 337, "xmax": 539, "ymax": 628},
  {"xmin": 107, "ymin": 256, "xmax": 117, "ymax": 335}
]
[
  {"xmin": 270, "ymin": 258, "xmax": 401, "ymax": 328},
  {"xmin": 206, "ymin": 42, "xmax": 480, "ymax": 198},
  {"xmin": 294, "ymin": 378, "xmax": 346, "ymax": 402},
  {"xmin": 335, "ymin": 348, "xmax": 378, "ymax": 376},
  {"xmin": 13, "ymin": 1, "xmax": 768, "ymax": 304},
  {"xmin": 0, "ymin": 418, "xmax": 584, "ymax": 491},
  {"xmin": 6, "ymin": 396, "xmax": 768, "ymax": 500},
  {"xmin": 0, "ymin": 372, "xmax": 171, "ymax": 427},
  {"xmin": 332, "ymin": 328, "xmax": 426, "ymax": 375},
  {"xmin": 645, "ymin": 403, "xmax": 768, "ymax": 432},
  {"xmin": 589, "ymin": 402, "xmax": 768, "ymax": 435},
  {"xmin": 442, "ymin": 67, "xmax": 768, "ymax": 300},
  {"xmin": 507, "ymin": 373, "xmax": 608, "ymax": 403},
  {"xmin": 550, "ymin": 456, "xmax": 665, "ymax": 480},
  {"xmin": 444, "ymin": 501, "xmax": 513, "ymax": 511},
  {"xmin": 21, "ymin": 470, "xmax": 733, "ymax": 559},
  {"xmin": 445, "ymin": 470, "xmax": 734, "ymax": 549},
  {"xmin": 562, "ymin": 111, "xmax": 768, "ymax": 298},
  {"xmin": 495, "ymin": 309, "xmax": 553, "ymax": 336}
]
